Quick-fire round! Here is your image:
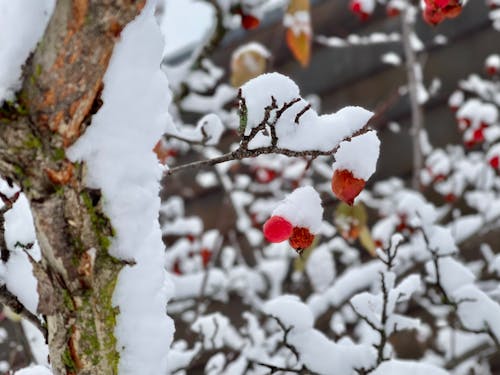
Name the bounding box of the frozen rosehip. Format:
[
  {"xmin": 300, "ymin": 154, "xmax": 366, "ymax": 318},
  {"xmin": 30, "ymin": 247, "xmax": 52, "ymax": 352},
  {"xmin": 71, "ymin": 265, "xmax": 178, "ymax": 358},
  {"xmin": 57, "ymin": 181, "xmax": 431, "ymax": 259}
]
[
  {"xmin": 443, "ymin": 0, "xmax": 462, "ymax": 18},
  {"xmin": 490, "ymin": 155, "xmax": 500, "ymax": 169},
  {"xmin": 200, "ymin": 248, "xmax": 212, "ymax": 267},
  {"xmin": 457, "ymin": 117, "xmax": 471, "ymax": 131},
  {"xmin": 350, "ymin": 0, "xmax": 370, "ymax": 21},
  {"xmin": 241, "ymin": 14, "xmax": 260, "ymax": 30},
  {"xmin": 487, "ymin": 66, "xmax": 498, "ymax": 76},
  {"xmin": 263, "ymin": 216, "xmax": 293, "ymax": 243},
  {"xmin": 444, "ymin": 193, "xmax": 457, "ymax": 203},
  {"xmin": 473, "ymin": 128, "xmax": 485, "ymax": 143},
  {"xmin": 255, "ymin": 167, "xmax": 278, "ymax": 183},
  {"xmin": 386, "ymin": 5, "xmax": 400, "ymax": 17},
  {"xmin": 423, "ymin": 7, "xmax": 444, "ymax": 25},
  {"xmin": 331, "ymin": 169, "xmax": 366, "ymax": 206},
  {"xmin": 289, "ymin": 226, "xmax": 314, "ymax": 253}
]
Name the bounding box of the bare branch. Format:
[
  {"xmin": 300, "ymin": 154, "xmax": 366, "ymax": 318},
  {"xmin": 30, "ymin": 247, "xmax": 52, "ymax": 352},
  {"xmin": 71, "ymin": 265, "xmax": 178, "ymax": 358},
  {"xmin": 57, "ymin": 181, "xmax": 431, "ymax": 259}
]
[
  {"xmin": 401, "ymin": 7, "xmax": 426, "ymax": 190},
  {"xmin": 167, "ymin": 124, "xmax": 373, "ymax": 175},
  {"xmin": 0, "ymin": 285, "xmax": 47, "ymax": 339}
]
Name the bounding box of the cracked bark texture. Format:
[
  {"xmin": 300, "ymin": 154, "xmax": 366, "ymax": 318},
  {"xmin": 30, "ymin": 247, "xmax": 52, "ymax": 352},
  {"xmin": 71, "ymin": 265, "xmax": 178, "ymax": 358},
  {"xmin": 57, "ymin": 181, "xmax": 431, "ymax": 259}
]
[{"xmin": 0, "ymin": 1, "xmax": 146, "ymax": 374}]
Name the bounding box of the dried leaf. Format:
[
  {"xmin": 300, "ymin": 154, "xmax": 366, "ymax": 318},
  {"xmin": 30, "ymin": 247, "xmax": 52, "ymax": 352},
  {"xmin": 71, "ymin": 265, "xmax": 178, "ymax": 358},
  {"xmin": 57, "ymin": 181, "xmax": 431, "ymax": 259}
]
[
  {"xmin": 286, "ymin": 30, "xmax": 311, "ymax": 67},
  {"xmin": 231, "ymin": 44, "xmax": 269, "ymax": 87},
  {"xmin": 359, "ymin": 225, "xmax": 377, "ymax": 257},
  {"xmin": 285, "ymin": 0, "xmax": 312, "ymax": 67}
]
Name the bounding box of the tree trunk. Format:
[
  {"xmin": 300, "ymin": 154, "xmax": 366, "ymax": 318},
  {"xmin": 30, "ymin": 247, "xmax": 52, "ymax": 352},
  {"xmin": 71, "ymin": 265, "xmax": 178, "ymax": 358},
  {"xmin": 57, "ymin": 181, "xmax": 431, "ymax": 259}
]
[{"xmin": 0, "ymin": 1, "xmax": 146, "ymax": 373}]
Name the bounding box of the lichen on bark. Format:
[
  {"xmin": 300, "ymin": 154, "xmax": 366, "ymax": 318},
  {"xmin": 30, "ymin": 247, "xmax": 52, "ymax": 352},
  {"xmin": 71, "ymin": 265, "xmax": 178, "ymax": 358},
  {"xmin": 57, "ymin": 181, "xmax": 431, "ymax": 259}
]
[{"xmin": 0, "ymin": 1, "xmax": 147, "ymax": 374}]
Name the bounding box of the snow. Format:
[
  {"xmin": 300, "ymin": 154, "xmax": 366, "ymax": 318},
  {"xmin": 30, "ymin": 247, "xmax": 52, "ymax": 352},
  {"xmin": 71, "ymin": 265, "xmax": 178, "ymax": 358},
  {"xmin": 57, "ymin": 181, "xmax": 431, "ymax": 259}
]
[
  {"xmin": 332, "ymin": 130, "xmax": 380, "ymax": 180},
  {"xmin": 233, "ymin": 42, "xmax": 270, "ymax": 60},
  {"xmin": 21, "ymin": 319, "xmax": 50, "ymax": 366},
  {"xmin": 240, "ymin": 73, "xmax": 376, "ymax": 153},
  {"xmin": 264, "ymin": 295, "xmax": 314, "ymax": 331},
  {"xmin": 306, "ymin": 246, "xmax": 335, "ymax": 292},
  {"xmin": 382, "ymin": 52, "xmax": 402, "ymax": 66},
  {"xmin": 486, "ymin": 54, "xmax": 500, "ymax": 70},
  {"xmin": 272, "ymin": 186, "xmax": 323, "ymax": 233},
  {"xmin": 426, "ymin": 255, "xmax": 500, "ymax": 343},
  {"xmin": 263, "ymin": 295, "xmax": 376, "ymax": 375},
  {"xmin": 0, "ymin": 0, "xmax": 54, "ymax": 103},
  {"xmin": 172, "ymin": 270, "xmax": 228, "ymax": 300},
  {"xmin": 67, "ymin": 3, "xmax": 174, "ymax": 374},
  {"xmin": 14, "ymin": 366, "xmax": 53, "ymax": 375},
  {"xmin": 371, "ymin": 360, "xmax": 449, "ymax": 375},
  {"xmin": 1, "ymin": 193, "xmax": 41, "ymax": 314},
  {"xmin": 317, "ymin": 32, "xmax": 400, "ymax": 48},
  {"xmin": 166, "ymin": 113, "xmax": 224, "ymax": 146},
  {"xmin": 308, "ymin": 260, "xmax": 385, "ymax": 317},
  {"xmin": 159, "ymin": 0, "xmax": 213, "ymax": 59}
]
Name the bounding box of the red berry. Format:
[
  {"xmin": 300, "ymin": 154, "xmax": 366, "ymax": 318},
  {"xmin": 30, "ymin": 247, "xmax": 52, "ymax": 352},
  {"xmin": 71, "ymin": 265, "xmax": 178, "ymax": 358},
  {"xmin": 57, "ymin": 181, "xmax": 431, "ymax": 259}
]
[
  {"xmin": 487, "ymin": 66, "xmax": 498, "ymax": 76},
  {"xmin": 173, "ymin": 260, "xmax": 182, "ymax": 275},
  {"xmin": 444, "ymin": 193, "xmax": 457, "ymax": 203},
  {"xmin": 490, "ymin": 155, "xmax": 500, "ymax": 169},
  {"xmin": 255, "ymin": 167, "xmax": 278, "ymax": 183},
  {"xmin": 241, "ymin": 14, "xmax": 260, "ymax": 30},
  {"xmin": 200, "ymin": 248, "xmax": 212, "ymax": 267},
  {"xmin": 386, "ymin": 6, "xmax": 400, "ymax": 17},
  {"xmin": 350, "ymin": 0, "xmax": 370, "ymax": 21},
  {"xmin": 289, "ymin": 227, "xmax": 314, "ymax": 253},
  {"xmin": 263, "ymin": 216, "xmax": 293, "ymax": 243},
  {"xmin": 331, "ymin": 169, "xmax": 366, "ymax": 206},
  {"xmin": 423, "ymin": 7, "xmax": 444, "ymax": 25},
  {"xmin": 473, "ymin": 128, "xmax": 485, "ymax": 143},
  {"xmin": 457, "ymin": 117, "xmax": 471, "ymax": 131}
]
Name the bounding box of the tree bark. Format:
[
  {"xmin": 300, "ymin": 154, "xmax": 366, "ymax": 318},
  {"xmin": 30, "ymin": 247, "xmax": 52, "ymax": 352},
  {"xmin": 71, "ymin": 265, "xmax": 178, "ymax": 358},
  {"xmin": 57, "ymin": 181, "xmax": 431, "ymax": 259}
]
[{"xmin": 0, "ymin": 1, "xmax": 146, "ymax": 374}]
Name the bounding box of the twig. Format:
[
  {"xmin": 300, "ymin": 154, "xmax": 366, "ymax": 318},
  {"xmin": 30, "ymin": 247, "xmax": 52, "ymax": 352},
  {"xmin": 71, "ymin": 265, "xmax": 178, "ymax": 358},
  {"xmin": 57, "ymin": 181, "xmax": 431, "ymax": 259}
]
[
  {"xmin": 174, "ymin": 0, "xmax": 227, "ymax": 103},
  {"xmin": 445, "ymin": 341, "xmax": 495, "ymax": 369},
  {"xmin": 249, "ymin": 360, "xmax": 316, "ymax": 375},
  {"xmin": 167, "ymin": 125, "xmax": 372, "ymax": 175},
  {"xmin": 0, "ymin": 285, "xmax": 47, "ymax": 339},
  {"xmin": 165, "ymin": 133, "xmax": 210, "ymax": 146},
  {"xmin": 194, "ymin": 235, "xmax": 225, "ymax": 321},
  {"xmin": 401, "ymin": 6, "xmax": 425, "ymax": 190}
]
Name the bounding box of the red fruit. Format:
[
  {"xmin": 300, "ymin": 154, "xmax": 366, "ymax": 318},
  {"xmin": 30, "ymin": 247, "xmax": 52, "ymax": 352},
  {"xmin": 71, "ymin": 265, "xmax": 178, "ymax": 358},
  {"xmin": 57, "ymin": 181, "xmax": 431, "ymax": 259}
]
[
  {"xmin": 487, "ymin": 66, "xmax": 498, "ymax": 76},
  {"xmin": 173, "ymin": 260, "xmax": 182, "ymax": 275},
  {"xmin": 443, "ymin": 1, "xmax": 462, "ymax": 18},
  {"xmin": 289, "ymin": 226, "xmax": 314, "ymax": 253},
  {"xmin": 200, "ymin": 248, "xmax": 212, "ymax": 267},
  {"xmin": 490, "ymin": 155, "xmax": 500, "ymax": 169},
  {"xmin": 263, "ymin": 216, "xmax": 293, "ymax": 243},
  {"xmin": 386, "ymin": 6, "xmax": 400, "ymax": 17},
  {"xmin": 331, "ymin": 169, "xmax": 366, "ymax": 206},
  {"xmin": 444, "ymin": 193, "xmax": 456, "ymax": 203},
  {"xmin": 350, "ymin": 0, "xmax": 370, "ymax": 21},
  {"xmin": 423, "ymin": 0, "xmax": 462, "ymax": 24},
  {"xmin": 457, "ymin": 117, "xmax": 471, "ymax": 131},
  {"xmin": 473, "ymin": 128, "xmax": 485, "ymax": 143},
  {"xmin": 241, "ymin": 14, "xmax": 260, "ymax": 30},
  {"xmin": 465, "ymin": 140, "xmax": 475, "ymax": 149},
  {"xmin": 423, "ymin": 7, "xmax": 444, "ymax": 25},
  {"xmin": 255, "ymin": 167, "xmax": 278, "ymax": 183}
]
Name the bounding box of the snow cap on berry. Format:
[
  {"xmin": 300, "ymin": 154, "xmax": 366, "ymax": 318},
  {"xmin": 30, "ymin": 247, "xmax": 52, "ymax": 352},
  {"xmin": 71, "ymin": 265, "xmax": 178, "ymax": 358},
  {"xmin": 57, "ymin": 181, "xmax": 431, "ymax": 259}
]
[
  {"xmin": 332, "ymin": 131, "xmax": 380, "ymax": 181},
  {"xmin": 272, "ymin": 186, "xmax": 323, "ymax": 234}
]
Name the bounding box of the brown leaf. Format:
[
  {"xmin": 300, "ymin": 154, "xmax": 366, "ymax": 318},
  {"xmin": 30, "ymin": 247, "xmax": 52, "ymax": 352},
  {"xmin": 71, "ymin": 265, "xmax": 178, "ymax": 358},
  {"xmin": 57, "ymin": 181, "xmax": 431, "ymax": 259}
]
[
  {"xmin": 285, "ymin": 0, "xmax": 312, "ymax": 67},
  {"xmin": 231, "ymin": 44, "xmax": 269, "ymax": 87},
  {"xmin": 286, "ymin": 30, "xmax": 311, "ymax": 67}
]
